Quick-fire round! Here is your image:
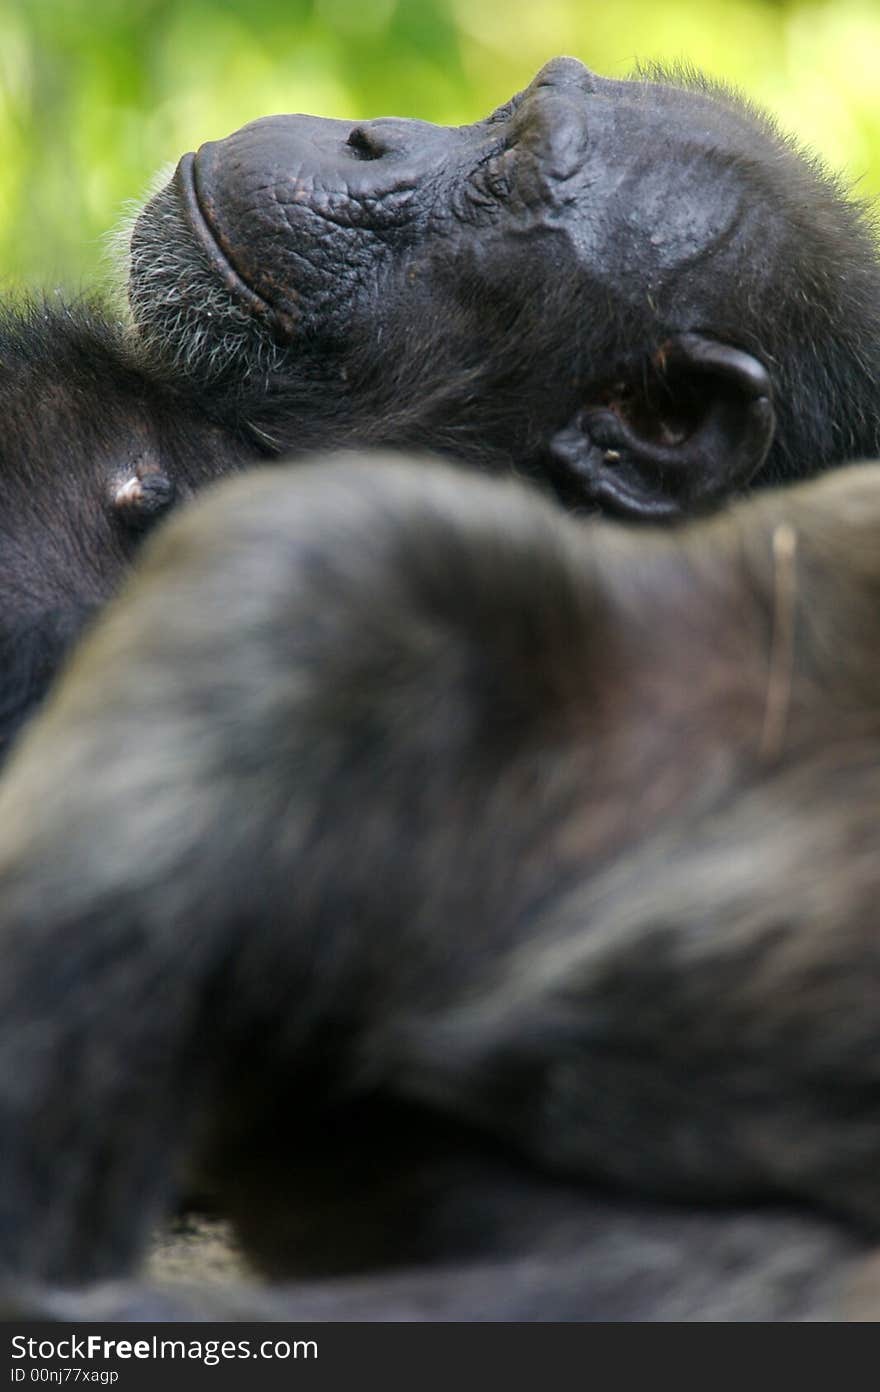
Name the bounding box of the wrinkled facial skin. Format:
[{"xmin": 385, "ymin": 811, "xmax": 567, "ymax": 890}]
[
  {"xmin": 174, "ymin": 61, "xmax": 762, "ymax": 344},
  {"xmin": 129, "ymin": 56, "xmax": 880, "ymax": 501}
]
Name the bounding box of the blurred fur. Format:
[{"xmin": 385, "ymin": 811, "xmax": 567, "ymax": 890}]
[{"xmin": 2, "ymin": 456, "xmax": 880, "ymax": 1317}]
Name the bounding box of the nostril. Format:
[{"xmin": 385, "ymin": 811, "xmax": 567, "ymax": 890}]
[{"xmin": 346, "ymin": 125, "xmax": 386, "ymax": 160}]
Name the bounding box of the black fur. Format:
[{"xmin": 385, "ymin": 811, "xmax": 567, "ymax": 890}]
[{"xmin": 3, "ymin": 454, "xmax": 880, "ymax": 1318}]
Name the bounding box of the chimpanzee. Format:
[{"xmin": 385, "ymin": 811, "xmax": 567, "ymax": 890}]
[
  {"xmin": 4, "ymin": 56, "xmax": 880, "ymax": 757},
  {"xmin": 3, "ymin": 452, "xmax": 880, "ymax": 1320}
]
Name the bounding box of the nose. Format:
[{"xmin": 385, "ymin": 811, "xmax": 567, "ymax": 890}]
[{"xmin": 346, "ymin": 117, "xmax": 446, "ymax": 162}]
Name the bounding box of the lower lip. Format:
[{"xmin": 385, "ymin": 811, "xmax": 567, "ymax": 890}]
[{"xmin": 175, "ymin": 150, "xmax": 293, "ymax": 332}]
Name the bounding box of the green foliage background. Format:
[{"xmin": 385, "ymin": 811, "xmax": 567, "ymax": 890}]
[{"xmin": 2, "ymin": 0, "xmax": 880, "ymax": 287}]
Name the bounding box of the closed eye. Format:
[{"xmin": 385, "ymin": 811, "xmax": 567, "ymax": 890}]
[{"xmin": 486, "ymin": 89, "xmax": 527, "ymax": 125}]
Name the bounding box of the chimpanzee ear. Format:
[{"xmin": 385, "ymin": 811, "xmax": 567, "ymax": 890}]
[{"xmin": 547, "ymin": 334, "xmax": 775, "ymax": 519}]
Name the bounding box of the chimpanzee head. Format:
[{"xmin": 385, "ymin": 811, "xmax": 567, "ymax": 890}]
[{"xmin": 129, "ymin": 56, "xmax": 880, "ymax": 517}]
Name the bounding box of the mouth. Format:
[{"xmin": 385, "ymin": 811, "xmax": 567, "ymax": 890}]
[
  {"xmin": 127, "ymin": 160, "xmax": 293, "ymax": 383},
  {"xmin": 174, "ymin": 151, "xmax": 297, "ymax": 338}
]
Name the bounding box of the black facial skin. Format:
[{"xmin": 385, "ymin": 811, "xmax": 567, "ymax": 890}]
[
  {"xmin": 3, "ymin": 56, "xmax": 880, "ymax": 760},
  {"xmin": 2, "ymin": 454, "xmax": 880, "ymax": 1320},
  {"xmin": 129, "ymin": 54, "xmax": 880, "ymax": 508}
]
